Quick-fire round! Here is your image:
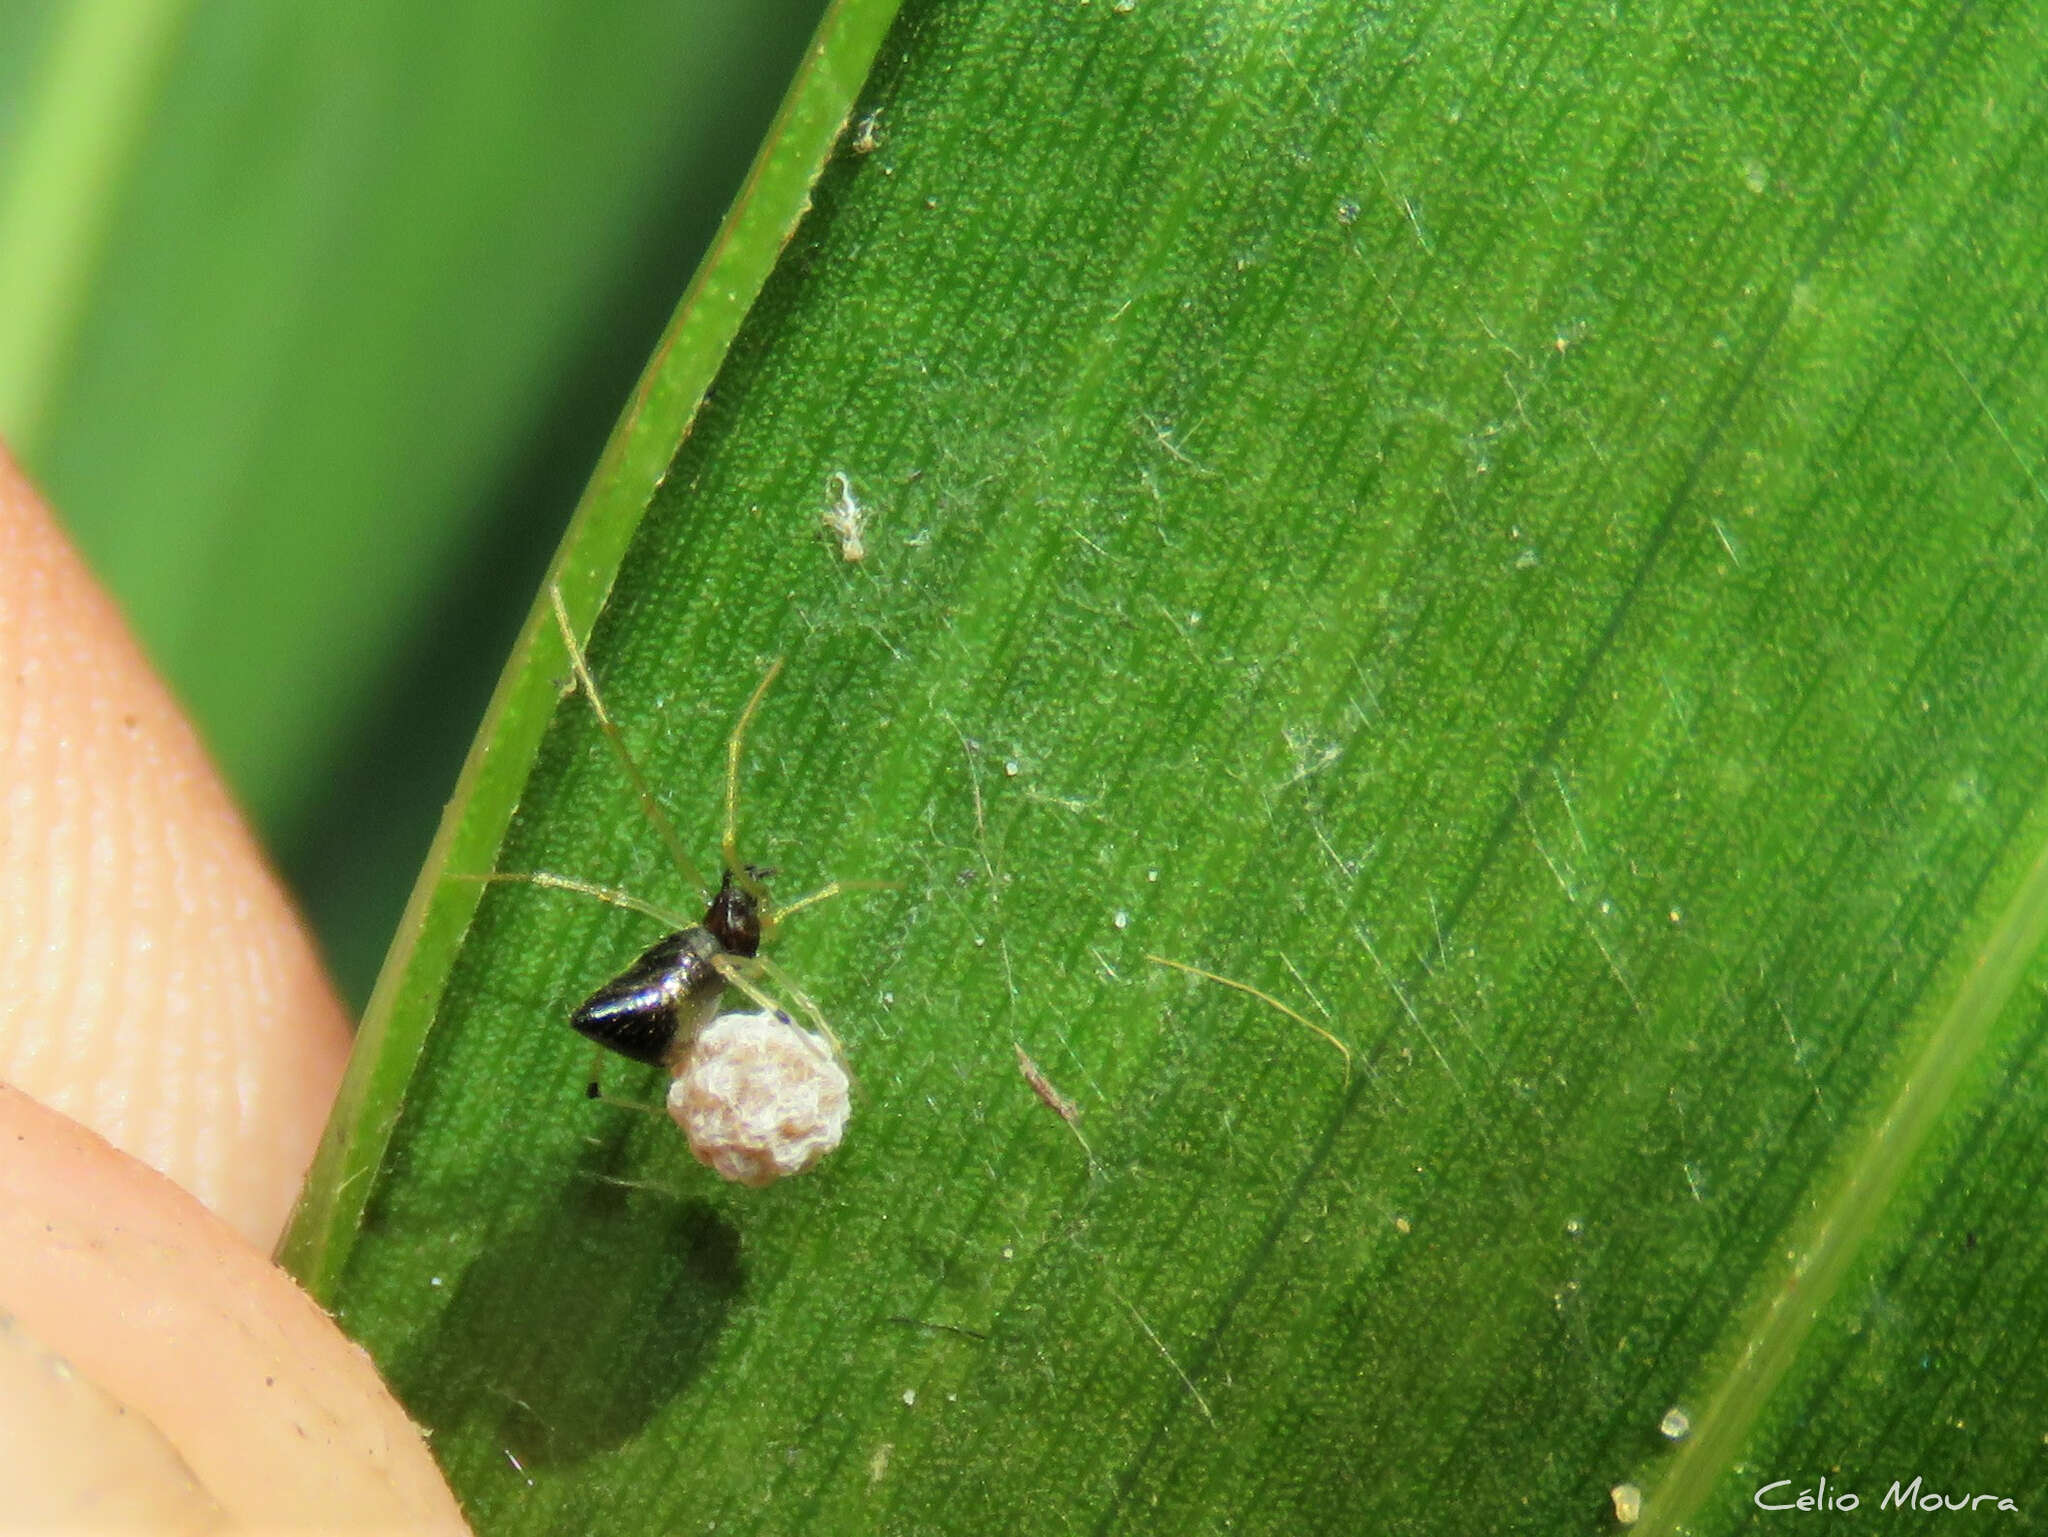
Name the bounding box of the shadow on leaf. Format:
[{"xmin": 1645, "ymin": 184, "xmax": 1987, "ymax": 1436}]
[{"xmin": 390, "ymin": 1121, "xmax": 745, "ymax": 1467}]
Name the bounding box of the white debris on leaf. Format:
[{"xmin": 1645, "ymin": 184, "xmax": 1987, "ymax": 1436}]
[
  {"xmin": 668, "ymin": 1010, "xmax": 851, "ymax": 1187},
  {"xmin": 823, "ymin": 470, "xmax": 867, "ymax": 562},
  {"xmin": 1610, "ymin": 1483, "xmax": 1642, "ymax": 1525}
]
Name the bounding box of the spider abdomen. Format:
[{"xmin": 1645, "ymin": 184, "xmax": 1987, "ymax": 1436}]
[{"xmin": 570, "ymin": 926, "xmax": 728, "ymax": 1070}]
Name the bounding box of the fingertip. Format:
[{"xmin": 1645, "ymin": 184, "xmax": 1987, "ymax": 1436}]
[
  {"xmin": 0, "ymin": 446, "xmax": 353, "ymax": 1248},
  {"xmin": 0, "ymin": 1085, "xmax": 469, "ymax": 1534},
  {"xmin": 0, "ymin": 1310, "xmax": 231, "ymax": 1535}
]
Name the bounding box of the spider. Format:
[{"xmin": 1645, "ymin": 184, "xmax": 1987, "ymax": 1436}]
[{"xmin": 468, "ymin": 586, "xmax": 877, "ymax": 1184}]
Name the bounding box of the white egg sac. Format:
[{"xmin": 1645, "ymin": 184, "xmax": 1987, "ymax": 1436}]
[{"xmin": 667, "ymin": 1010, "xmax": 851, "ymax": 1187}]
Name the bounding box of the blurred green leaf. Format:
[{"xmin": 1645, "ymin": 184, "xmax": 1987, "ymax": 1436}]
[
  {"xmin": 0, "ymin": 0, "xmax": 827, "ymax": 1001},
  {"xmin": 291, "ymin": 0, "xmax": 2048, "ymax": 1531},
  {"xmin": 0, "ymin": 0, "xmax": 185, "ymax": 438}
]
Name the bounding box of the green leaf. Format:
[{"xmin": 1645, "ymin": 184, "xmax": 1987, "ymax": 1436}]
[{"xmin": 291, "ymin": 0, "xmax": 2048, "ymax": 1531}]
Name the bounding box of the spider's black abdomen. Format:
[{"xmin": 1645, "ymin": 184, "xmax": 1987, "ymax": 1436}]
[{"xmin": 571, "ymin": 927, "xmax": 727, "ymax": 1068}]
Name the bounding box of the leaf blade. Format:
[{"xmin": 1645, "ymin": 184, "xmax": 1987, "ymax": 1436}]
[{"xmin": 297, "ymin": 1, "xmax": 2048, "ymax": 1531}]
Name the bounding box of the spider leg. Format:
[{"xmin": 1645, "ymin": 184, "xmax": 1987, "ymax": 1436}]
[
  {"xmin": 721, "ymin": 656, "xmax": 784, "ymax": 902},
  {"xmin": 767, "ymin": 877, "xmax": 897, "ymax": 930},
  {"xmin": 581, "ymin": 1043, "xmax": 665, "ymax": 1115},
  {"xmin": 714, "ymin": 952, "xmax": 844, "ymax": 1063},
  {"xmin": 451, "ymin": 870, "xmax": 695, "ymax": 930},
  {"xmin": 548, "ymin": 584, "xmax": 711, "ymax": 897}
]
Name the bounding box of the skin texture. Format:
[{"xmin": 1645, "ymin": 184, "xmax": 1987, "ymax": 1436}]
[
  {"xmin": 0, "ymin": 449, "xmax": 349, "ymax": 1245},
  {"xmin": 0, "ymin": 449, "xmax": 468, "ymax": 1532}
]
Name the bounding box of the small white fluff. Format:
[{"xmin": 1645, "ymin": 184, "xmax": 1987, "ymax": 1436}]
[
  {"xmin": 823, "ymin": 470, "xmax": 867, "ymax": 562},
  {"xmin": 667, "ymin": 1010, "xmax": 851, "ymax": 1187},
  {"xmin": 1610, "ymin": 1483, "xmax": 1642, "ymax": 1525}
]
